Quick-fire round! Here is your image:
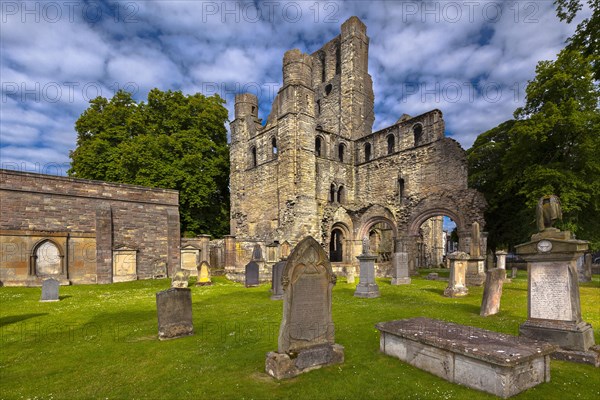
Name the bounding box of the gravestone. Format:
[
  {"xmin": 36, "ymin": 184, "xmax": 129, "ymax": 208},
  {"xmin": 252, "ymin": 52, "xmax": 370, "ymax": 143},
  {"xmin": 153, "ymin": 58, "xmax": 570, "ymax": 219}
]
[
  {"xmin": 426, "ymin": 273, "xmax": 439, "ymax": 280},
  {"xmin": 466, "ymin": 222, "xmax": 486, "ymax": 286},
  {"xmin": 270, "ymin": 261, "xmax": 286, "ymax": 300},
  {"xmin": 40, "ymin": 278, "xmax": 59, "ymax": 302},
  {"xmin": 346, "ymin": 266, "xmax": 355, "ymax": 284},
  {"xmin": 480, "ymin": 268, "xmax": 506, "ymax": 316},
  {"xmin": 265, "ymin": 236, "xmax": 344, "ymax": 379},
  {"xmin": 577, "ymin": 254, "xmax": 592, "ymax": 283},
  {"xmin": 196, "ymin": 261, "xmax": 212, "ymax": 286},
  {"xmin": 156, "ymin": 288, "xmax": 193, "ymax": 340},
  {"xmin": 354, "ymin": 237, "xmax": 380, "ymax": 298},
  {"xmin": 391, "ymin": 252, "xmax": 411, "ymax": 285},
  {"xmin": 171, "ymin": 270, "xmax": 189, "ymax": 288},
  {"xmin": 516, "ymin": 195, "xmax": 598, "ymax": 366},
  {"xmin": 511, "ymin": 267, "xmax": 518, "ymax": 279},
  {"xmin": 245, "ymin": 261, "xmax": 259, "ymax": 287},
  {"xmin": 495, "ymin": 250, "xmax": 507, "ymax": 269},
  {"xmin": 444, "ymin": 252, "xmax": 469, "ymax": 297}
]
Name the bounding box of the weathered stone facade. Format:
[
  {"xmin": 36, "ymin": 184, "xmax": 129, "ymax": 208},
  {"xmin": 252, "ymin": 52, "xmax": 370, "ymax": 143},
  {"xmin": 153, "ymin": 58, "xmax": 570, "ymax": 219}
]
[
  {"xmin": 0, "ymin": 169, "xmax": 180, "ymax": 286},
  {"xmin": 229, "ymin": 17, "xmax": 486, "ymax": 276}
]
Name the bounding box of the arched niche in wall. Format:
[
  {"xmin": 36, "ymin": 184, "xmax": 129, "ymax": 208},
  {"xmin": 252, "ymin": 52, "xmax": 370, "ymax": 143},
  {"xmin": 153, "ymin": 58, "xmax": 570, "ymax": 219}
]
[{"xmin": 32, "ymin": 239, "xmax": 64, "ymax": 276}]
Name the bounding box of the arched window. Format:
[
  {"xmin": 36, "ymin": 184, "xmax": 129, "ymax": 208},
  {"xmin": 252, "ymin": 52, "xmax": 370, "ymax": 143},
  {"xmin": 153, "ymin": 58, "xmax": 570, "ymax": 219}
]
[
  {"xmin": 387, "ymin": 134, "xmax": 395, "ymax": 154},
  {"xmin": 338, "ymin": 143, "xmax": 345, "ymax": 162},
  {"xmin": 337, "ymin": 186, "xmax": 344, "ymax": 203},
  {"xmin": 271, "ymin": 137, "xmax": 278, "ymax": 158},
  {"xmin": 364, "ymin": 143, "xmax": 371, "ymax": 162},
  {"xmin": 325, "ymin": 84, "xmax": 332, "ymax": 96},
  {"xmin": 315, "ymin": 137, "xmax": 322, "ymax": 157},
  {"xmin": 251, "ymin": 146, "xmax": 257, "ymax": 168},
  {"xmin": 329, "ymin": 184, "xmax": 336, "ymax": 203},
  {"xmin": 413, "ymin": 124, "xmax": 423, "ymax": 146},
  {"xmin": 330, "ymin": 229, "xmax": 343, "ymax": 262},
  {"xmin": 34, "ymin": 240, "xmax": 62, "ymax": 276}
]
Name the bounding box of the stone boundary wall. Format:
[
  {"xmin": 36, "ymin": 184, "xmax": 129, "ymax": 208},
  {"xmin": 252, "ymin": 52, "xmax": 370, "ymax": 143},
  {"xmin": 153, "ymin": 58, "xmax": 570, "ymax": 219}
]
[{"xmin": 0, "ymin": 169, "xmax": 180, "ymax": 286}]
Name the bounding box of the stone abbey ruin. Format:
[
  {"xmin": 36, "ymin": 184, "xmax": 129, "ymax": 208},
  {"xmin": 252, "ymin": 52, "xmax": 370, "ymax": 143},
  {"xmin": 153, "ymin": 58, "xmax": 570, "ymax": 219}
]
[
  {"xmin": 228, "ymin": 16, "xmax": 487, "ymax": 280},
  {"xmin": 0, "ymin": 16, "xmax": 487, "ymax": 286}
]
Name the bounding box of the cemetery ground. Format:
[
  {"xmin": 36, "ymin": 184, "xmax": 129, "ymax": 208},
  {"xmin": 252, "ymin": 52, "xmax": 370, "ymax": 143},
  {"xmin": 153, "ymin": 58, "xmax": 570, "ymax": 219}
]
[{"xmin": 1, "ymin": 271, "xmax": 598, "ymax": 400}]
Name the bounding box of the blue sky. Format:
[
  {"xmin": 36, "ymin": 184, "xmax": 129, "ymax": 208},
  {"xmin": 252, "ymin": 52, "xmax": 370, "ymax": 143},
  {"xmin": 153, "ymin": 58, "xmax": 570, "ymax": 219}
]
[{"xmin": 0, "ymin": 1, "xmax": 589, "ymax": 176}]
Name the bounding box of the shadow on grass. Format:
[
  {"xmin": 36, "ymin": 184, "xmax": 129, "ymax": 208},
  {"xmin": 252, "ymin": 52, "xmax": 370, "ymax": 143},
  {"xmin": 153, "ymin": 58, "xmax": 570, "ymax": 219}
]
[
  {"xmin": 59, "ymin": 295, "xmax": 72, "ymax": 300},
  {"xmin": 422, "ymin": 287, "xmax": 445, "ymax": 296},
  {"xmin": 0, "ymin": 313, "xmax": 48, "ymax": 327}
]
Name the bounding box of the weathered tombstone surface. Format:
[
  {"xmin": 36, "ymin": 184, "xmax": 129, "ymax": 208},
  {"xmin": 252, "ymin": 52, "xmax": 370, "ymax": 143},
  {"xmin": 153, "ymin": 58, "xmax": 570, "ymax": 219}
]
[
  {"xmin": 391, "ymin": 252, "xmax": 411, "ymax": 285},
  {"xmin": 346, "ymin": 266, "xmax": 355, "ymax": 284},
  {"xmin": 354, "ymin": 237, "xmax": 380, "ymax": 298},
  {"xmin": 40, "ymin": 278, "xmax": 59, "ymax": 302},
  {"xmin": 480, "ymin": 268, "xmax": 506, "ymax": 316},
  {"xmin": 470, "ymin": 221, "xmax": 481, "ymax": 257},
  {"xmin": 426, "ymin": 272, "xmax": 439, "ymax": 281},
  {"xmin": 251, "ymin": 244, "xmax": 263, "ymax": 261},
  {"xmin": 245, "ymin": 261, "xmax": 259, "ymax": 287},
  {"xmin": 511, "ymin": 267, "xmax": 518, "ymax": 279},
  {"xmin": 265, "ymin": 236, "xmax": 344, "ymax": 379},
  {"xmin": 376, "ymin": 317, "xmax": 557, "ymax": 398},
  {"xmin": 515, "ymin": 195, "xmax": 598, "ymax": 366},
  {"xmin": 466, "ymin": 222, "xmax": 486, "ymax": 286},
  {"xmin": 196, "ymin": 261, "xmax": 212, "ymax": 286},
  {"xmin": 171, "ymin": 270, "xmax": 189, "ymax": 288},
  {"xmin": 495, "ymin": 250, "xmax": 507, "ymax": 269},
  {"xmin": 280, "ymin": 241, "xmax": 291, "ymax": 260},
  {"xmin": 270, "ymin": 261, "xmax": 286, "ymax": 300},
  {"xmin": 156, "ymin": 288, "xmax": 193, "ymax": 340},
  {"xmin": 444, "ymin": 252, "xmax": 469, "ymax": 297}
]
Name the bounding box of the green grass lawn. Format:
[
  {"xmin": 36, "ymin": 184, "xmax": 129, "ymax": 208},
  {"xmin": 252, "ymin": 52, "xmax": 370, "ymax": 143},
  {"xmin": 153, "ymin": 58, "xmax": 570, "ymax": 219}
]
[{"xmin": 1, "ymin": 270, "xmax": 599, "ymax": 400}]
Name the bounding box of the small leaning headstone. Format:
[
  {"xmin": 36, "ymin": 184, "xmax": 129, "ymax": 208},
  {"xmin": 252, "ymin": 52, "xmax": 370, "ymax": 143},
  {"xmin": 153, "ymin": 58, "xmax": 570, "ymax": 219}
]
[
  {"xmin": 156, "ymin": 288, "xmax": 193, "ymax": 340},
  {"xmin": 196, "ymin": 261, "xmax": 212, "ymax": 286},
  {"xmin": 40, "ymin": 278, "xmax": 60, "ymax": 302},
  {"xmin": 245, "ymin": 261, "xmax": 259, "ymax": 287},
  {"xmin": 480, "ymin": 268, "xmax": 506, "ymax": 316}
]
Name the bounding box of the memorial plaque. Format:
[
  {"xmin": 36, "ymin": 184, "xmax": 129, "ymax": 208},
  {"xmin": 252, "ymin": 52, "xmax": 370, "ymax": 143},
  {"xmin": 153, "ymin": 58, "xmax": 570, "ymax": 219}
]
[
  {"xmin": 113, "ymin": 248, "xmax": 137, "ymax": 282},
  {"xmin": 530, "ymin": 262, "xmax": 572, "ymax": 321},
  {"xmin": 181, "ymin": 249, "xmax": 199, "ymax": 271},
  {"xmin": 245, "ymin": 261, "xmax": 259, "ymax": 287},
  {"xmin": 40, "ymin": 278, "xmax": 59, "ymax": 302}
]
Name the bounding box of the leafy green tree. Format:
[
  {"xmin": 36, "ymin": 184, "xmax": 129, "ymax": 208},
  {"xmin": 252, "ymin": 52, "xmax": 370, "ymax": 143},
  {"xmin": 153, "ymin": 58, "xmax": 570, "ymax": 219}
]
[
  {"xmin": 69, "ymin": 89, "xmax": 230, "ymax": 237},
  {"xmin": 468, "ymin": 49, "xmax": 600, "ymax": 250}
]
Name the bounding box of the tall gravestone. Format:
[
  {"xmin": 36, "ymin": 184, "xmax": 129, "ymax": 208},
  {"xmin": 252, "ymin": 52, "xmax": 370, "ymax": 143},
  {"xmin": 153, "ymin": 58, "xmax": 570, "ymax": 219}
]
[
  {"xmin": 444, "ymin": 252, "xmax": 469, "ymax": 297},
  {"xmin": 577, "ymin": 254, "xmax": 592, "ymax": 283},
  {"xmin": 40, "ymin": 278, "xmax": 60, "ymax": 302},
  {"xmin": 516, "ymin": 195, "xmax": 598, "ymax": 366},
  {"xmin": 354, "ymin": 237, "xmax": 380, "ymax": 298},
  {"xmin": 466, "ymin": 222, "xmax": 486, "ymax": 286},
  {"xmin": 480, "ymin": 268, "xmax": 506, "ymax": 316},
  {"xmin": 196, "ymin": 261, "xmax": 212, "ymax": 286},
  {"xmin": 391, "ymin": 252, "xmax": 411, "ymax": 285},
  {"xmin": 245, "ymin": 261, "xmax": 259, "ymax": 287},
  {"xmin": 156, "ymin": 288, "xmax": 193, "ymax": 340},
  {"xmin": 265, "ymin": 236, "xmax": 344, "ymax": 379},
  {"xmin": 271, "ymin": 261, "xmax": 286, "ymax": 300}
]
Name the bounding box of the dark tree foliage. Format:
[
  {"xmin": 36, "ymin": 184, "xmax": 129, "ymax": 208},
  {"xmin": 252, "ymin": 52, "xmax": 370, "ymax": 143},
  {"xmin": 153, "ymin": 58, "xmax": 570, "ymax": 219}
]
[{"xmin": 69, "ymin": 89, "xmax": 230, "ymax": 237}]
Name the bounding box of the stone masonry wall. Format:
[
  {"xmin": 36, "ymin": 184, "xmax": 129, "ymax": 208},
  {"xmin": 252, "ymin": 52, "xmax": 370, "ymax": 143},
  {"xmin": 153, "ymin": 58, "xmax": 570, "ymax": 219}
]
[{"xmin": 0, "ymin": 169, "xmax": 180, "ymax": 286}]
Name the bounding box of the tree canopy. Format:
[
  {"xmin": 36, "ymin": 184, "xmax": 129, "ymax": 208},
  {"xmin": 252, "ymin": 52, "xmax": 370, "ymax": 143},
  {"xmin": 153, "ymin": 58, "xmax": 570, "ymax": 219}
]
[
  {"xmin": 468, "ymin": 47, "xmax": 600, "ymax": 250},
  {"xmin": 69, "ymin": 89, "xmax": 230, "ymax": 237}
]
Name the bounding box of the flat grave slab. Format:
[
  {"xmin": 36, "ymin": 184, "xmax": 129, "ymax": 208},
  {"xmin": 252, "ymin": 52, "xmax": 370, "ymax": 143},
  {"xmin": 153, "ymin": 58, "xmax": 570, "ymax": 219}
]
[{"xmin": 376, "ymin": 317, "xmax": 557, "ymax": 398}]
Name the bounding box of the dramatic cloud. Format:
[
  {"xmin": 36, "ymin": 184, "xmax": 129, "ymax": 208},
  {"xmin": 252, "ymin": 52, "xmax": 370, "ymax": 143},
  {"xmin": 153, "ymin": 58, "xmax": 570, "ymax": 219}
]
[{"xmin": 0, "ymin": 0, "xmax": 588, "ymax": 175}]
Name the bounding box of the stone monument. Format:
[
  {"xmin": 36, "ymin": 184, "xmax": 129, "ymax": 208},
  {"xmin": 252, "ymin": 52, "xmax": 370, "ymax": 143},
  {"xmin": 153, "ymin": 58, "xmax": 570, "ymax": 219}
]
[
  {"xmin": 516, "ymin": 195, "xmax": 598, "ymax": 366},
  {"xmin": 354, "ymin": 237, "xmax": 380, "ymax": 298},
  {"xmin": 171, "ymin": 270, "xmax": 189, "ymax": 288},
  {"xmin": 265, "ymin": 236, "xmax": 344, "ymax": 379},
  {"xmin": 40, "ymin": 278, "xmax": 59, "ymax": 302},
  {"xmin": 156, "ymin": 287, "xmax": 193, "ymax": 340},
  {"xmin": 196, "ymin": 261, "xmax": 212, "ymax": 286},
  {"xmin": 391, "ymin": 252, "xmax": 411, "ymax": 285},
  {"xmin": 271, "ymin": 260, "xmax": 286, "ymax": 300},
  {"xmin": 480, "ymin": 268, "xmax": 506, "ymax": 316},
  {"xmin": 443, "ymin": 252, "xmax": 469, "ymax": 297},
  {"xmin": 466, "ymin": 222, "xmax": 486, "ymax": 286},
  {"xmin": 245, "ymin": 261, "xmax": 259, "ymax": 287},
  {"xmin": 576, "ymin": 254, "xmax": 592, "ymax": 283}
]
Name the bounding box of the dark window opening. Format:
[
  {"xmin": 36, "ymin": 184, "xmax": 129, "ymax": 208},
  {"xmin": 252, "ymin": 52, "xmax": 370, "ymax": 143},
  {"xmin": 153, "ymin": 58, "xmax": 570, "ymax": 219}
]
[
  {"xmin": 399, "ymin": 178, "xmax": 405, "ymax": 199},
  {"xmin": 271, "ymin": 137, "xmax": 277, "ymax": 157},
  {"xmin": 321, "ymin": 52, "xmax": 326, "ymax": 82},
  {"xmin": 315, "ymin": 137, "xmax": 322, "ymax": 157},
  {"xmin": 338, "ymin": 143, "xmax": 345, "ymax": 162},
  {"xmin": 251, "ymin": 146, "xmax": 257, "ymax": 167},
  {"xmin": 316, "ymin": 99, "xmax": 321, "ymax": 115},
  {"xmin": 365, "ymin": 143, "xmax": 371, "ymax": 162},
  {"xmin": 413, "ymin": 124, "xmax": 423, "ymax": 146},
  {"xmin": 325, "ymin": 84, "xmax": 332, "ymax": 96},
  {"xmin": 335, "ymin": 46, "xmax": 341, "ymax": 75},
  {"xmin": 337, "ymin": 186, "xmax": 344, "ymax": 203},
  {"xmin": 330, "ymin": 229, "xmax": 343, "ymax": 262},
  {"xmin": 251, "ymin": 106, "xmax": 256, "ymax": 114},
  {"xmin": 329, "ymin": 184, "xmax": 336, "ymax": 203},
  {"xmin": 387, "ymin": 134, "xmax": 395, "ymax": 154}
]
